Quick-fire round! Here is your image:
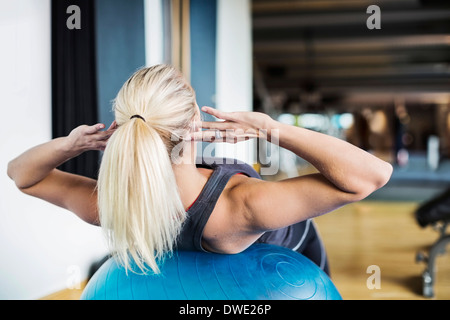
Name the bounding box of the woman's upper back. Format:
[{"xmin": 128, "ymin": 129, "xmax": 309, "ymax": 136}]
[{"xmin": 177, "ymin": 158, "xmax": 262, "ymax": 253}]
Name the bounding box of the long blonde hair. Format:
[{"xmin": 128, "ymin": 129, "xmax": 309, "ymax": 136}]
[{"xmin": 97, "ymin": 65, "xmax": 197, "ymax": 274}]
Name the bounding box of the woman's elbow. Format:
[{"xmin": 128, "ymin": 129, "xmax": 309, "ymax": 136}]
[
  {"xmin": 357, "ymin": 161, "xmax": 393, "ymax": 200},
  {"xmin": 7, "ymin": 160, "xmax": 17, "ymax": 184},
  {"xmin": 375, "ymin": 161, "xmax": 394, "ymax": 190},
  {"xmin": 7, "ymin": 160, "xmax": 29, "ymax": 190}
]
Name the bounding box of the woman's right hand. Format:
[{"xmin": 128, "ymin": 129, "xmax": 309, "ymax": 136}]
[
  {"xmin": 191, "ymin": 107, "xmax": 277, "ymax": 144},
  {"xmin": 65, "ymin": 121, "xmax": 118, "ymax": 156},
  {"xmin": 8, "ymin": 121, "xmax": 118, "ymax": 198}
]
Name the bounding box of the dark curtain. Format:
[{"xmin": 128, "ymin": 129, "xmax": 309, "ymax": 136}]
[{"xmin": 51, "ymin": 0, "xmax": 99, "ymax": 179}]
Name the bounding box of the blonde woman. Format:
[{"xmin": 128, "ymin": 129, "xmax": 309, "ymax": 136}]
[{"xmin": 7, "ymin": 64, "xmax": 393, "ymax": 275}]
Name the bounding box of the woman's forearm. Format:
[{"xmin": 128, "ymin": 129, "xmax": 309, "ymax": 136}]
[
  {"xmin": 8, "ymin": 123, "xmax": 115, "ymax": 190},
  {"xmin": 270, "ymin": 121, "xmax": 393, "ymax": 197},
  {"xmin": 190, "ymin": 106, "xmax": 392, "ymax": 197},
  {"xmin": 7, "ymin": 137, "xmax": 78, "ymax": 189}
]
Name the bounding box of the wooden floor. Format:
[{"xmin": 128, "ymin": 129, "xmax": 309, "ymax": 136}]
[
  {"xmin": 40, "ymin": 281, "xmax": 88, "ymax": 300},
  {"xmin": 315, "ymin": 201, "xmax": 450, "ymax": 300},
  {"xmin": 42, "ymin": 201, "xmax": 450, "ymax": 300}
]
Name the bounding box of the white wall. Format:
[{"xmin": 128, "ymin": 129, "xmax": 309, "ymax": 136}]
[
  {"xmin": 215, "ymin": 0, "xmax": 254, "ymax": 164},
  {"xmin": 0, "ymin": 0, "xmax": 107, "ymax": 299}
]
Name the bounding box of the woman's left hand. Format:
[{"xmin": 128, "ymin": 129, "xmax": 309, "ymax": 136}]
[{"xmin": 190, "ymin": 106, "xmax": 273, "ymax": 144}]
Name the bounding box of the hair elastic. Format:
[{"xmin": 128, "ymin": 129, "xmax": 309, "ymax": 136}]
[{"xmin": 130, "ymin": 115, "xmax": 146, "ymax": 122}]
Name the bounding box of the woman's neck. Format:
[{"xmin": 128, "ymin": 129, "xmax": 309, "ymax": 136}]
[
  {"xmin": 172, "ymin": 143, "xmax": 213, "ymax": 210},
  {"xmin": 173, "ymin": 162, "xmax": 212, "ymax": 211}
]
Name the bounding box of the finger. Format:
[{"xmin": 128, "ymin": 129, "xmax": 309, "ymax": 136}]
[
  {"xmin": 91, "ymin": 141, "xmax": 108, "ymax": 152},
  {"xmin": 189, "ymin": 130, "xmax": 221, "ymax": 142},
  {"xmin": 201, "ymin": 106, "xmax": 236, "ymax": 122},
  {"xmin": 85, "ymin": 123, "xmax": 105, "ymax": 134},
  {"xmin": 98, "ymin": 141, "xmax": 108, "ymax": 150},
  {"xmin": 106, "ymin": 120, "xmax": 118, "ymax": 131},
  {"xmin": 94, "ymin": 130, "xmax": 115, "ymax": 141},
  {"xmin": 199, "ymin": 121, "xmax": 230, "ymax": 130},
  {"xmin": 189, "ymin": 131, "xmax": 202, "ymax": 141},
  {"xmin": 201, "ymin": 106, "xmax": 226, "ymax": 120}
]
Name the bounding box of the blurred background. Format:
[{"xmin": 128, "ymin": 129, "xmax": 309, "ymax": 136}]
[
  {"xmin": 0, "ymin": 0, "xmax": 449, "ymax": 299},
  {"xmin": 252, "ymin": 0, "xmax": 450, "ymax": 202}
]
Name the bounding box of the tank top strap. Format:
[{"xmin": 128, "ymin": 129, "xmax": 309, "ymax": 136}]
[{"xmin": 176, "ymin": 158, "xmax": 261, "ymax": 252}]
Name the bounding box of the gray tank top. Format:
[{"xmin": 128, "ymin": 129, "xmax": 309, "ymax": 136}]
[{"xmin": 176, "ymin": 158, "xmax": 306, "ymax": 252}]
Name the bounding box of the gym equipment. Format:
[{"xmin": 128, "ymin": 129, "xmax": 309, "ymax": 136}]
[
  {"xmin": 415, "ymin": 189, "xmax": 450, "ymax": 298},
  {"xmin": 81, "ymin": 244, "xmax": 342, "ymax": 300}
]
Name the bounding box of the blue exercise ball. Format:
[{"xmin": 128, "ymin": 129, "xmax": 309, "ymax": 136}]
[{"xmin": 81, "ymin": 244, "xmax": 342, "ymax": 300}]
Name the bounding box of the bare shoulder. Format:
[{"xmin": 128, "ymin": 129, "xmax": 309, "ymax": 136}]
[
  {"xmin": 201, "ymin": 174, "xmax": 265, "ymax": 254},
  {"xmin": 225, "ymin": 172, "xmax": 363, "ymax": 233},
  {"xmin": 200, "ymin": 172, "xmax": 346, "ymax": 254}
]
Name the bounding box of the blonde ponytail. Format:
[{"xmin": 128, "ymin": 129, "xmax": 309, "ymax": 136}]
[{"xmin": 97, "ymin": 65, "xmax": 197, "ymax": 274}]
